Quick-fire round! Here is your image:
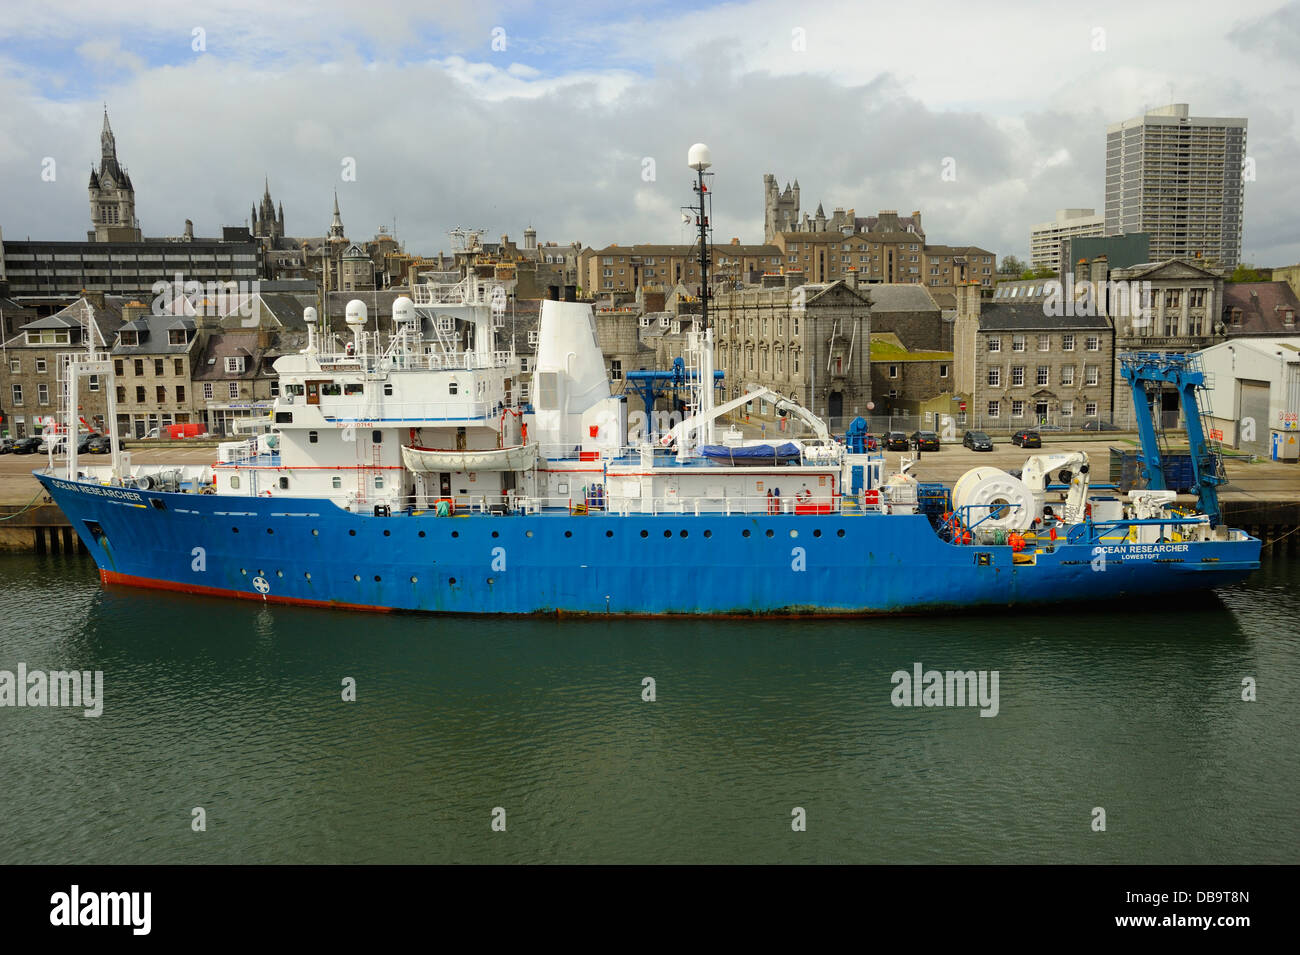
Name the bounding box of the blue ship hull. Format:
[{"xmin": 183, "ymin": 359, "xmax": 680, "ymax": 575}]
[{"xmin": 37, "ymin": 473, "xmax": 1262, "ymax": 616}]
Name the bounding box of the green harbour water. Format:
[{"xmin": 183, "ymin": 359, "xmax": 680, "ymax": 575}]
[{"xmin": 1, "ymin": 551, "xmax": 1296, "ymax": 864}]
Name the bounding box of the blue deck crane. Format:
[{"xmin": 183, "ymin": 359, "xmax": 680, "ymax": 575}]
[
  {"xmin": 624, "ymin": 358, "xmax": 724, "ymax": 438},
  {"xmin": 1118, "ymin": 352, "xmax": 1226, "ymax": 525}
]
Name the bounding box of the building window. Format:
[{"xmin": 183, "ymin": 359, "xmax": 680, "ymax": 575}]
[
  {"xmin": 174, "ymin": 358, "xmax": 184, "ymax": 376},
  {"xmin": 987, "ymin": 367, "xmax": 1001, "ymax": 387},
  {"xmin": 1012, "ymin": 335, "xmax": 1026, "ymax": 352},
  {"xmin": 116, "ymin": 386, "xmax": 126, "ymax": 403},
  {"xmin": 1037, "ymin": 335, "xmax": 1050, "ymax": 351},
  {"xmin": 1012, "ymin": 400, "xmax": 1024, "ymax": 418},
  {"xmin": 1062, "ymin": 334, "xmax": 1075, "ymax": 351},
  {"xmin": 1011, "ymin": 366, "xmax": 1024, "ymax": 386},
  {"xmin": 113, "ymin": 359, "xmax": 123, "ymax": 376},
  {"xmin": 229, "ymin": 382, "xmax": 239, "ymax": 399},
  {"xmin": 1036, "ymin": 366, "xmax": 1049, "ymax": 386},
  {"xmin": 1189, "ymin": 288, "xmax": 1206, "ymax": 308},
  {"xmin": 1060, "ymin": 366, "xmax": 1074, "ymax": 386},
  {"xmin": 154, "ymin": 359, "xmax": 164, "ymax": 376},
  {"xmin": 37, "ymin": 384, "xmax": 50, "ymax": 404},
  {"xmin": 987, "ymin": 400, "xmax": 1000, "ymax": 417},
  {"xmin": 203, "ymin": 383, "xmax": 213, "ymax": 399},
  {"xmin": 987, "ymin": 337, "xmax": 1001, "ymax": 352},
  {"xmin": 156, "ymin": 386, "xmax": 166, "ymax": 403},
  {"xmin": 1085, "ymin": 365, "xmax": 1099, "ymax": 386},
  {"xmin": 1085, "ymin": 336, "xmax": 1099, "ymax": 351},
  {"xmin": 270, "ymin": 380, "xmax": 279, "ymax": 397},
  {"xmin": 1085, "ymin": 401, "xmax": 1098, "ymax": 417},
  {"xmin": 134, "ymin": 359, "xmax": 144, "ymax": 376},
  {"xmin": 1061, "ymin": 400, "xmax": 1074, "ymax": 417},
  {"xmin": 88, "ymin": 375, "xmax": 100, "ymax": 392},
  {"xmin": 939, "ymin": 364, "xmax": 949, "ymax": 378},
  {"xmin": 8, "ymin": 358, "xmax": 19, "ymax": 373},
  {"xmin": 1164, "ymin": 289, "xmax": 1181, "ymax": 309},
  {"xmin": 135, "ymin": 386, "xmax": 145, "ymax": 402},
  {"xmin": 888, "ymin": 365, "xmax": 899, "ymax": 379},
  {"xmin": 1164, "ymin": 315, "xmax": 1179, "ymax": 336},
  {"xmin": 176, "ymin": 385, "xmax": 185, "ymax": 402},
  {"xmin": 225, "ymin": 357, "xmax": 245, "ymax": 373},
  {"xmin": 611, "ymin": 360, "xmax": 622, "ymax": 381},
  {"xmin": 35, "ymin": 357, "xmax": 47, "ymax": 374}
]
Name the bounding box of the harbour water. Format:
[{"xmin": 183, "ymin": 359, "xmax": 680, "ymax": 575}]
[{"xmin": 1, "ymin": 551, "xmax": 1296, "ymax": 864}]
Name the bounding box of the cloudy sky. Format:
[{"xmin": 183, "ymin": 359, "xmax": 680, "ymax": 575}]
[{"xmin": 1, "ymin": 0, "xmax": 1296, "ymax": 265}]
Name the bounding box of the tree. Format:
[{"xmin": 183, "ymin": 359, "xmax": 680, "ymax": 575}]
[
  {"xmin": 1228, "ymin": 264, "xmax": 1266, "ymax": 283},
  {"xmin": 999, "ymin": 255, "xmax": 1026, "ymax": 275}
]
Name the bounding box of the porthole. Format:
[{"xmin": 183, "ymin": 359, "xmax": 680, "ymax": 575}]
[
  {"xmin": 410, "ymin": 576, "xmax": 418, "ymax": 583},
  {"xmin": 526, "ymin": 530, "xmax": 534, "ymax": 538},
  {"xmin": 837, "ymin": 529, "xmax": 845, "ymax": 538},
  {"xmin": 311, "ymin": 529, "xmax": 319, "ymax": 536},
  {"xmin": 304, "ymin": 572, "xmax": 312, "ymax": 580},
  {"xmin": 813, "ymin": 529, "xmax": 822, "ymax": 538},
  {"xmin": 679, "ymin": 529, "xmax": 688, "ymax": 538},
  {"xmin": 383, "ymin": 529, "xmax": 391, "ymax": 537},
  {"xmin": 703, "ymin": 530, "xmax": 712, "ymax": 538},
  {"xmin": 790, "ymin": 529, "xmax": 798, "ymax": 538},
  {"xmin": 491, "ymin": 531, "xmax": 499, "ymax": 538},
  {"xmin": 765, "ymin": 529, "xmax": 774, "ymax": 538},
  {"xmin": 742, "ymin": 529, "xmax": 751, "ymax": 538},
  {"xmin": 418, "ymin": 530, "xmax": 426, "ymax": 538},
  {"xmin": 640, "ymin": 530, "xmax": 649, "ymax": 538},
  {"xmin": 374, "ymin": 575, "xmax": 381, "ymax": 582},
  {"xmin": 565, "ymin": 530, "xmax": 573, "ymax": 538},
  {"xmin": 449, "ymin": 577, "xmax": 457, "ymax": 585},
  {"xmin": 452, "ymin": 531, "xmax": 459, "ymax": 538},
  {"xmin": 267, "ymin": 528, "xmax": 274, "ymax": 535},
  {"xmin": 663, "ymin": 529, "xmax": 672, "ymax": 538},
  {"xmin": 240, "ymin": 568, "xmax": 247, "ymax": 575},
  {"xmin": 348, "ymin": 529, "xmax": 356, "ymax": 537},
  {"xmin": 605, "ymin": 530, "xmax": 614, "ymax": 538},
  {"xmin": 276, "ymin": 570, "xmax": 284, "ymax": 578},
  {"xmin": 232, "ymin": 527, "xmax": 239, "ymax": 534},
  {"xmin": 487, "ymin": 577, "xmax": 495, "ymax": 585},
  {"xmin": 353, "ymin": 574, "xmax": 361, "ymax": 582}
]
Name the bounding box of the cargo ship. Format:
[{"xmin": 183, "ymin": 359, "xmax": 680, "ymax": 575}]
[{"xmin": 34, "ymin": 148, "xmax": 1260, "ymax": 615}]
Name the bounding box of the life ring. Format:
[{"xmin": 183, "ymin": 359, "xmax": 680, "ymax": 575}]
[
  {"xmin": 796, "ymin": 489, "xmax": 812, "ymax": 504},
  {"xmin": 262, "ymin": 490, "xmax": 273, "ymax": 497}
]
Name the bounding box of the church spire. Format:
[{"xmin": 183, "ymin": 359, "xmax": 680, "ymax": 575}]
[{"xmin": 328, "ymin": 190, "xmax": 345, "ymax": 239}]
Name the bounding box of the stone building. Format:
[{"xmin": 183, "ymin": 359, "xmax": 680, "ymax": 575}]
[
  {"xmin": 954, "ymin": 282, "xmax": 1113, "ymax": 430},
  {"xmin": 88, "ymin": 109, "xmax": 141, "ymax": 242},
  {"xmin": 706, "ymin": 277, "xmax": 872, "ymax": 427},
  {"xmin": 1101, "ymin": 258, "xmax": 1225, "ymax": 426},
  {"xmin": 578, "ymin": 241, "xmax": 783, "ymax": 297},
  {"xmin": 1, "ymin": 296, "xmax": 123, "ymax": 437},
  {"xmin": 110, "ymin": 303, "xmax": 203, "ymax": 437}
]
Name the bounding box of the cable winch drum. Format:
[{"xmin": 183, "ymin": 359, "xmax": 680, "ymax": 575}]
[{"xmin": 951, "ymin": 466, "xmax": 1034, "ymax": 536}]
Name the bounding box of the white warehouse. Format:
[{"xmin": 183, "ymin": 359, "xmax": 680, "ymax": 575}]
[{"xmin": 1197, "ymin": 337, "xmax": 1300, "ymax": 460}]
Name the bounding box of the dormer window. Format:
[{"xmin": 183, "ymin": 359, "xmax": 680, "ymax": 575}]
[
  {"xmin": 119, "ymin": 329, "xmax": 138, "ymax": 346},
  {"xmin": 168, "ymin": 330, "xmax": 188, "ymax": 345},
  {"xmin": 225, "ymin": 357, "xmax": 246, "ymax": 373}
]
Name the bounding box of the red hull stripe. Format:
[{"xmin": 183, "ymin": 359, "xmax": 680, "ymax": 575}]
[{"xmin": 99, "ymin": 570, "xmax": 394, "ymax": 614}]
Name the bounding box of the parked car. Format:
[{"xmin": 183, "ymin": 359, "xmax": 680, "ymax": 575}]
[
  {"xmin": 1011, "ymin": 429, "xmax": 1042, "ymax": 448},
  {"xmin": 87, "ymin": 434, "xmax": 122, "ymax": 454},
  {"xmin": 1083, "ymin": 419, "xmax": 1121, "ymax": 432},
  {"xmin": 910, "ymin": 430, "xmax": 941, "ymax": 452},
  {"xmin": 883, "ymin": 431, "xmax": 910, "ymax": 451},
  {"xmin": 11, "ymin": 436, "xmax": 43, "ymax": 454},
  {"xmin": 0, "ymin": 438, "xmax": 15, "ymax": 454},
  {"xmin": 76, "ymin": 432, "xmax": 97, "ymax": 454},
  {"xmin": 962, "ymin": 430, "xmax": 994, "ymax": 451}
]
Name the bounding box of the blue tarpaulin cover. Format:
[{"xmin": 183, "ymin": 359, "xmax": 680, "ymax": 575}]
[{"xmin": 698, "ymin": 442, "xmax": 801, "ymax": 464}]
